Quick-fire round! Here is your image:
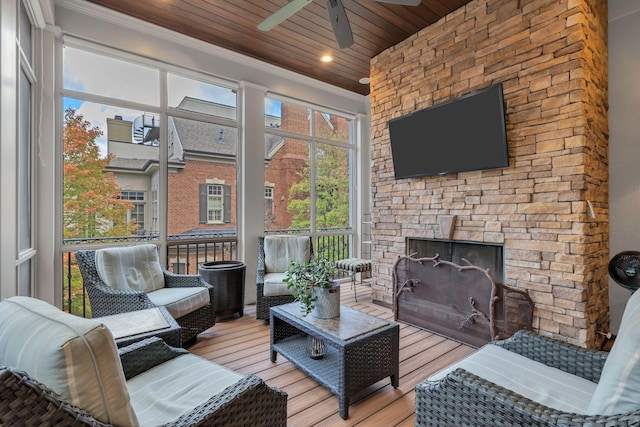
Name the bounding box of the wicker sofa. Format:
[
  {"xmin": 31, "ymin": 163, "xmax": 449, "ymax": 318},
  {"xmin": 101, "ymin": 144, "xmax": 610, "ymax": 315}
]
[
  {"xmin": 415, "ymin": 289, "xmax": 640, "ymax": 426},
  {"xmin": 0, "ymin": 296, "xmax": 287, "ymax": 427}
]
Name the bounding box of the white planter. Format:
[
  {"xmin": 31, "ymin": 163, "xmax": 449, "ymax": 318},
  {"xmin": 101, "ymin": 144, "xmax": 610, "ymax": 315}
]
[{"xmin": 311, "ymin": 281, "xmax": 340, "ymax": 318}]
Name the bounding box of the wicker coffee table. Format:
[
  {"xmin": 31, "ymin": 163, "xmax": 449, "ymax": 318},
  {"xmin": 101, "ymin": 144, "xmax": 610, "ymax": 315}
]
[{"xmin": 270, "ymin": 303, "xmax": 399, "ymax": 419}]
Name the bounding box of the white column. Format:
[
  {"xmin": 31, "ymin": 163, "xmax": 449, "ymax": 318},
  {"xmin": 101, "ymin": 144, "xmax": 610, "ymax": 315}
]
[
  {"xmin": 0, "ymin": 0, "xmax": 19, "ymax": 299},
  {"xmin": 237, "ymin": 81, "xmax": 267, "ymax": 304},
  {"xmin": 35, "ymin": 25, "xmax": 61, "ymax": 305}
]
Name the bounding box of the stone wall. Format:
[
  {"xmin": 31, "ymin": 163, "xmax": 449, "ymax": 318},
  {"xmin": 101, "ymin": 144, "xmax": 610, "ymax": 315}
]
[{"xmin": 369, "ymin": 0, "xmax": 608, "ymax": 347}]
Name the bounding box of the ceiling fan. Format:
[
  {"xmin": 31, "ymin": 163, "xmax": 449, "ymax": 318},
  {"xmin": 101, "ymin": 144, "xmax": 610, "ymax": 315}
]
[{"xmin": 258, "ymin": 0, "xmax": 423, "ymax": 49}]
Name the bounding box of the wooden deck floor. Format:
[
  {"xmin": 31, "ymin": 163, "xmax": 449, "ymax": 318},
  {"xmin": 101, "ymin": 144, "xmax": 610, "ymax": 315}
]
[{"xmin": 189, "ymin": 282, "xmax": 475, "ymax": 427}]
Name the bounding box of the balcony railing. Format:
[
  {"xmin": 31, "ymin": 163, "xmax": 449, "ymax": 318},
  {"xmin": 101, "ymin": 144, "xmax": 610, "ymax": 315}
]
[{"xmin": 63, "ymin": 229, "xmax": 354, "ymax": 317}]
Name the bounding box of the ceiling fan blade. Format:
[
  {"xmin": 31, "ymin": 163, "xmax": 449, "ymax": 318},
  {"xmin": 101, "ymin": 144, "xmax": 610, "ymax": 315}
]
[
  {"xmin": 375, "ymin": 0, "xmax": 422, "ymax": 6},
  {"xmin": 258, "ymin": 0, "xmax": 313, "ymax": 31},
  {"xmin": 327, "ymin": 0, "xmax": 354, "ymax": 49}
]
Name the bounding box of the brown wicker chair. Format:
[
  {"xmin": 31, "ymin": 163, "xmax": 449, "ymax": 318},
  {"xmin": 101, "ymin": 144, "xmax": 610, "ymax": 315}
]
[
  {"xmin": 256, "ymin": 235, "xmax": 313, "ymax": 321},
  {"xmin": 76, "ymin": 245, "xmax": 215, "ymax": 346}
]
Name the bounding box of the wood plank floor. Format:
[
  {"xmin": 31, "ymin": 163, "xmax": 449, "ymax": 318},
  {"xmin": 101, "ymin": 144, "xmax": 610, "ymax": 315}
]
[{"xmin": 189, "ymin": 282, "xmax": 475, "ymax": 426}]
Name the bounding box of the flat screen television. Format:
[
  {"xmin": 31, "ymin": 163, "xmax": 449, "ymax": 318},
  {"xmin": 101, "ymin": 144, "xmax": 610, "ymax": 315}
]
[{"xmin": 388, "ymin": 83, "xmax": 509, "ymax": 179}]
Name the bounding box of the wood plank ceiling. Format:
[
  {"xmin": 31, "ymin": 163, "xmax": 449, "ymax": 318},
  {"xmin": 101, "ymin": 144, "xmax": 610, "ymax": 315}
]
[{"xmin": 85, "ymin": 0, "xmax": 471, "ymax": 95}]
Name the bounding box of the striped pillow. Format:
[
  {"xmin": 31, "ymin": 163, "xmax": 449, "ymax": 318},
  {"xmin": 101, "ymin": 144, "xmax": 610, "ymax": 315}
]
[
  {"xmin": 0, "ymin": 296, "xmax": 138, "ymax": 426},
  {"xmin": 96, "ymin": 244, "xmax": 165, "ymax": 293}
]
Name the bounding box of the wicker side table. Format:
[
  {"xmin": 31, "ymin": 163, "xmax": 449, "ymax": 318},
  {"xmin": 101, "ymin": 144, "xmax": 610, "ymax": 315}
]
[{"xmin": 270, "ymin": 303, "xmax": 399, "ymax": 419}]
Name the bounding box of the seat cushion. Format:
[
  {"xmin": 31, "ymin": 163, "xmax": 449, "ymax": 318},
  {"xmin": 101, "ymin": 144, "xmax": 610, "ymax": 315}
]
[
  {"xmin": 428, "ymin": 343, "xmax": 596, "ymax": 414},
  {"xmin": 0, "ymin": 296, "xmax": 138, "ymax": 426},
  {"xmin": 263, "ymin": 272, "xmax": 292, "ymax": 297},
  {"xmin": 127, "ymin": 353, "xmax": 243, "ymax": 426},
  {"xmin": 588, "ymin": 289, "xmax": 640, "ymax": 415},
  {"xmin": 147, "ymin": 286, "xmax": 210, "ymax": 319},
  {"xmin": 95, "ymin": 244, "xmax": 165, "ymax": 293},
  {"xmin": 335, "ymin": 258, "xmax": 372, "ymax": 273},
  {"xmin": 264, "ymin": 235, "xmax": 310, "ymax": 273}
]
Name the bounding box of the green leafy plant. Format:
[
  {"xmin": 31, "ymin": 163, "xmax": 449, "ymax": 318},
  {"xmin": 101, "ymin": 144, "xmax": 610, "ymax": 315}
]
[{"xmin": 284, "ymin": 256, "xmax": 337, "ymax": 316}]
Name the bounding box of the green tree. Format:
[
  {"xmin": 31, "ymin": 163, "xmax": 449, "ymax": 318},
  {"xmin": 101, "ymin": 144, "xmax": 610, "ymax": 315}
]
[
  {"xmin": 288, "ymin": 144, "xmax": 350, "ymax": 257},
  {"xmin": 63, "ymin": 108, "xmax": 136, "ymax": 239}
]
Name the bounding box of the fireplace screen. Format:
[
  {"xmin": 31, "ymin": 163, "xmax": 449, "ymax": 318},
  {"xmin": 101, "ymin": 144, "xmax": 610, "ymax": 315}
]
[{"xmin": 393, "ymin": 254, "xmax": 534, "ymax": 347}]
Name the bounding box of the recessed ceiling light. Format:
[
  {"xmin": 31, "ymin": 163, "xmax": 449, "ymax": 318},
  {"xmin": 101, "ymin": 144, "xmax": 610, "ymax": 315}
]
[
  {"xmin": 320, "ymin": 55, "xmax": 333, "ymax": 63},
  {"xmin": 359, "ymin": 77, "xmax": 370, "ymax": 84}
]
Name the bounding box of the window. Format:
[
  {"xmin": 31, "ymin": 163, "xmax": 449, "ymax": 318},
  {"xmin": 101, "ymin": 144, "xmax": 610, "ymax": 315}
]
[
  {"xmin": 62, "ymin": 45, "xmax": 238, "ymax": 246},
  {"xmin": 265, "ymin": 185, "xmax": 275, "ymax": 221},
  {"xmin": 63, "ymin": 46, "xmax": 160, "ymax": 106},
  {"xmin": 197, "ymin": 183, "xmax": 232, "ymax": 225},
  {"xmin": 264, "ymin": 97, "xmax": 354, "ymax": 259},
  {"xmin": 207, "ymin": 185, "xmax": 222, "ymax": 223},
  {"xmin": 168, "ymin": 114, "xmax": 237, "ymax": 238},
  {"xmin": 61, "ymin": 101, "xmax": 154, "ymax": 241},
  {"xmin": 120, "ymin": 191, "xmax": 146, "ymax": 232}
]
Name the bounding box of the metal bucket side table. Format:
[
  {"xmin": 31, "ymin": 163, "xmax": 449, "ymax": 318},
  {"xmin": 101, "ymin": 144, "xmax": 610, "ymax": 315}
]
[{"xmin": 199, "ymin": 261, "xmax": 246, "ymax": 320}]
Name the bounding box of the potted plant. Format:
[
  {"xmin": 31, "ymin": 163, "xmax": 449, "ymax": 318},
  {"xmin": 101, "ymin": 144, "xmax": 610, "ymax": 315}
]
[{"xmin": 284, "ymin": 256, "xmax": 340, "ymax": 318}]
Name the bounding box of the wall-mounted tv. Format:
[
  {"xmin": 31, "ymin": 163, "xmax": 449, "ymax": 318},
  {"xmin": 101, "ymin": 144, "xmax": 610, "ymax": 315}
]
[{"xmin": 388, "ymin": 83, "xmax": 509, "ymax": 179}]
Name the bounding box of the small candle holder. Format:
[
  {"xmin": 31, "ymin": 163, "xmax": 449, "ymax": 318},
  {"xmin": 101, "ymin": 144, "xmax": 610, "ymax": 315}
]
[{"xmin": 308, "ymin": 336, "xmax": 325, "ymax": 360}]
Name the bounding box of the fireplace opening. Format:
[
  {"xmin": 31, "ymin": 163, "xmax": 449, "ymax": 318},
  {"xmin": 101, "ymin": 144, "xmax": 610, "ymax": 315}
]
[
  {"xmin": 394, "ymin": 239, "xmax": 533, "ymax": 347},
  {"xmin": 407, "ymin": 238, "xmax": 504, "ymax": 282}
]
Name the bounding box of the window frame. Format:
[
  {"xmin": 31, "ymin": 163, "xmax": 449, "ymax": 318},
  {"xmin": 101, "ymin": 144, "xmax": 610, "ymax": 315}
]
[
  {"xmin": 60, "ymin": 38, "xmax": 240, "ymax": 255},
  {"xmin": 263, "ymin": 94, "xmax": 356, "ymax": 244},
  {"xmin": 16, "ymin": 0, "xmax": 38, "ymax": 296},
  {"xmin": 207, "ymin": 184, "xmax": 223, "ymax": 224}
]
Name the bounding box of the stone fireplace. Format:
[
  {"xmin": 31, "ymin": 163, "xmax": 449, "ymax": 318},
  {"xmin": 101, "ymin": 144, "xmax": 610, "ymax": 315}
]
[
  {"xmin": 368, "ymin": 0, "xmax": 609, "ymax": 348},
  {"xmin": 395, "ymin": 239, "xmax": 534, "ymax": 347}
]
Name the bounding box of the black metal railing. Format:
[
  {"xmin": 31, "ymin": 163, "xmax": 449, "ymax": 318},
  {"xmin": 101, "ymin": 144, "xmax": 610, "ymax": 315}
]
[
  {"xmin": 63, "ymin": 229, "xmax": 354, "ymax": 317},
  {"xmin": 265, "ymin": 227, "xmax": 352, "ymax": 261}
]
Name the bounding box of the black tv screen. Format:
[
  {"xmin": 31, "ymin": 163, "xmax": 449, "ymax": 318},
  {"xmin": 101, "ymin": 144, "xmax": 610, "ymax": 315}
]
[{"xmin": 388, "ymin": 83, "xmax": 509, "ymax": 179}]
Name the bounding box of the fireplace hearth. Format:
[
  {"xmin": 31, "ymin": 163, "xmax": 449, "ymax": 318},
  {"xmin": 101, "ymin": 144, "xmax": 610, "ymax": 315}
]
[{"xmin": 393, "ymin": 240, "xmax": 534, "ymax": 347}]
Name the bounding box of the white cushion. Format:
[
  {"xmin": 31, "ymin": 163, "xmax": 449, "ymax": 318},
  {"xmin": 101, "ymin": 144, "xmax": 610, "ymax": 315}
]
[
  {"xmin": 0, "ymin": 296, "xmax": 138, "ymax": 426},
  {"xmin": 95, "ymin": 244, "xmax": 165, "ymax": 293},
  {"xmin": 147, "ymin": 287, "xmax": 210, "ymax": 319},
  {"xmin": 264, "ymin": 235, "xmax": 310, "ymax": 273},
  {"xmin": 263, "ymin": 272, "xmax": 292, "ymax": 296},
  {"xmin": 428, "ymin": 344, "xmax": 596, "ymax": 414},
  {"xmin": 588, "ymin": 289, "xmax": 640, "ymax": 415},
  {"xmin": 127, "ymin": 353, "xmax": 242, "ymax": 426}
]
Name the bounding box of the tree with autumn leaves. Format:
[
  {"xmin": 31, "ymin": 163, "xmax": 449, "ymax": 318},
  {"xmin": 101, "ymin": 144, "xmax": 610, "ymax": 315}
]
[{"xmin": 63, "ymin": 108, "xmax": 137, "ymax": 240}]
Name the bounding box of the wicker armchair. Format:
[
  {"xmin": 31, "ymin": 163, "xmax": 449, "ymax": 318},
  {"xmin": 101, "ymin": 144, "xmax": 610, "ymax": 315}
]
[
  {"xmin": 256, "ymin": 235, "xmax": 313, "ymax": 321},
  {"xmin": 415, "ymin": 330, "xmax": 640, "ymax": 426},
  {"xmin": 0, "ymin": 362, "xmax": 288, "ymax": 427},
  {"xmin": 0, "ymin": 297, "xmax": 287, "ymax": 427},
  {"xmin": 76, "ymin": 245, "xmax": 215, "ymax": 346}
]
